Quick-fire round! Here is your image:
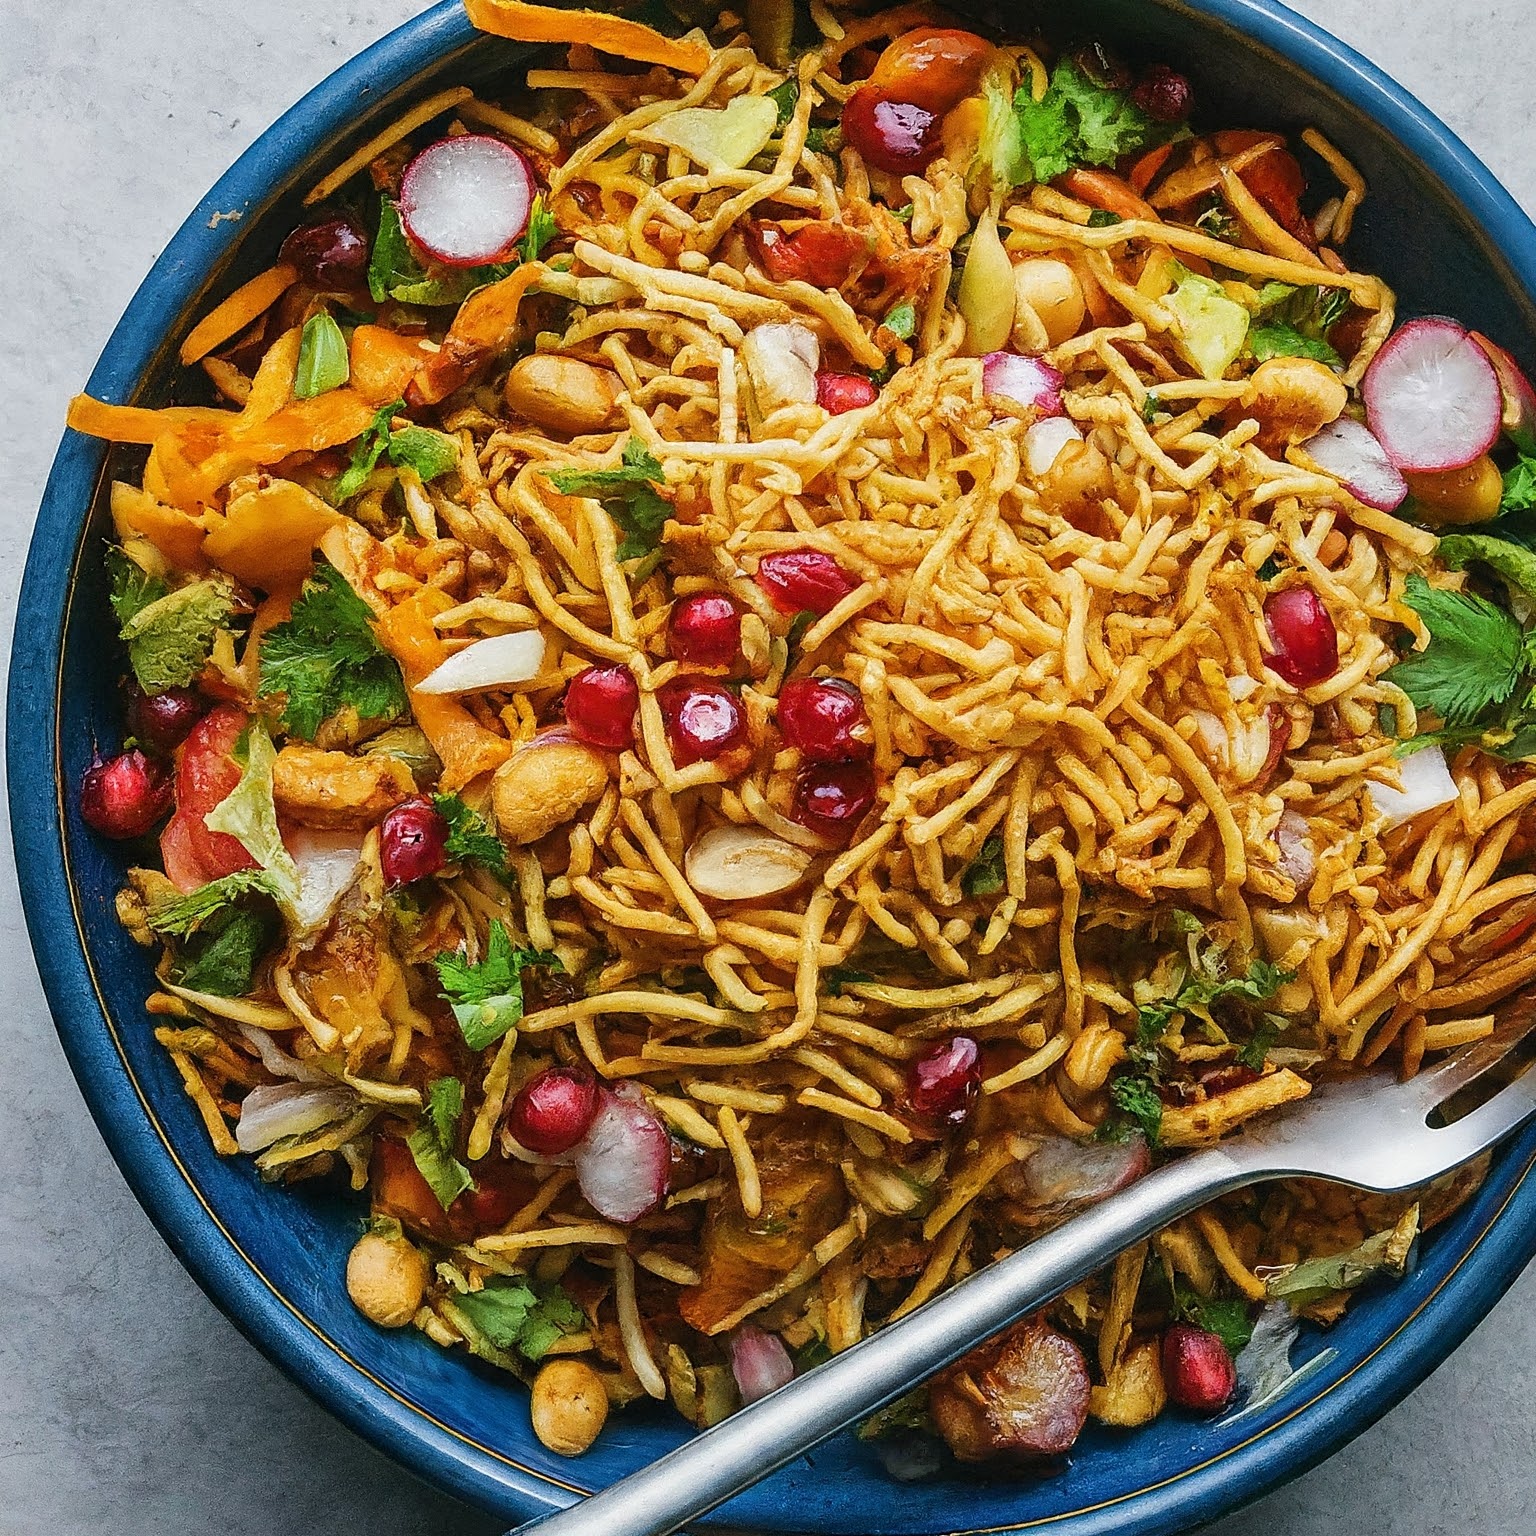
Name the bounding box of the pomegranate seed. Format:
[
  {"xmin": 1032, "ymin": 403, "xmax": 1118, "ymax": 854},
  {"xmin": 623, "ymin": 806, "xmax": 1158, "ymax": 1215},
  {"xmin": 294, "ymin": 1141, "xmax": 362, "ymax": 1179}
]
[
  {"xmin": 668, "ymin": 593, "xmax": 741, "ymax": 669},
  {"xmin": 565, "ymin": 665, "xmax": 639, "ymax": 750},
  {"xmin": 777, "ymin": 677, "xmax": 870, "ymax": 761},
  {"xmin": 816, "ymin": 372, "xmax": 878, "ymax": 415},
  {"xmin": 792, "ymin": 760, "xmax": 876, "ymax": 837},
  {"xmin": 755, "ymin": 550, "xmax": 857, "ymax": 616},
  {"xmin": 841, "ymin": 90, "xmax": 942, "ymax": 175},
  {"xmin": 1263, "ymin": 587, "xmax": 1340, "ymax": 688},
  {"xmin": 506, "ymin": 1065, "xmax": 601, "ymax": 1155},
  {"xmin": 1162, "ymin": 1324, "xmax": 1239, "ymax": 1414},
  {"xmin": 379, "ymin": 796, "xmax": 449, "ymax": 886},
  {"xmin": 906, "ymin": 1036, "xmax": 982, "ymax": 1127},
  {"xmin": 80, "ymin": 749, "xmax": 174, "ymax": 839},
  {"xmin": 1131, "ymin": 65, "xmax": 1193, "ymax": 123},
  {"xmin": 280, "ymin": 214, "xmax": 371, "ymax": 290},
  {"xmin": 127, "ymin": 686, "xmax": 203, "ymax": 756},
  {"xmin": 659, "ymin": 679, "xmax": 748, "ymax": 764}
]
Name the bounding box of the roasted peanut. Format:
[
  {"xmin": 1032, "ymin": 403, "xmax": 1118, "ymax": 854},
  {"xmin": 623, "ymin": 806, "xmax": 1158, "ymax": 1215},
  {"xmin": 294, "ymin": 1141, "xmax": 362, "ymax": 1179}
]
[
  {"xmin": 1404, "ymin": 454, "xmax": 1503, "ymax": 525},
  {"xmin": 1039, "ymin": 438, "xmax": 1115, "ymax": 531},
  {"xmin": 1012, "ymin": 258, "xmax": 1087, "ymax": 350},
  {"xmin": 346, "ymin": 1231, "xmax": 429, "ymax": 1328},
  {"xmin": 492, "ymin": 736, "xmax": 610, "ymax": 845},
  {"xmin": 504, "ymin": 354, "xmax": 623, "ymax": 436},
  {"xmin": 1245, "ymin": 356, "xmax": 1348, "ymax": 449},
  {"xmin": 530, "ymin": 1358, "xmax": 609, "ymax": 1456}
]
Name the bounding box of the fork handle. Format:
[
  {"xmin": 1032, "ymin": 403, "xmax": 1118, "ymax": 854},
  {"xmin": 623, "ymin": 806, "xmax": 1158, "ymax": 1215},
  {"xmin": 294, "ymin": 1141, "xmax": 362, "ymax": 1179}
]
[{"xmin": 509, "ymin": 1145, "xmax": 1247, "ymax": 1536}]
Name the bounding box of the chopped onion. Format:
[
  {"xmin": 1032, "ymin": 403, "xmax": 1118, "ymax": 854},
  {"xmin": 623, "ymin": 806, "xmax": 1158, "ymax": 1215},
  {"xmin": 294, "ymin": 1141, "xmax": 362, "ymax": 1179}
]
[
  {"xmin": 1274, "ymin": 810, "xmax": 1317, "ymax": 888},
  {"xmin": 287, "ymin": 825, "xmax": 366, "ymax": 932},
  {"xmin": 235, "ymin": 1082, "xmax": 355, "ymax": 1153},
  {"xmin": 1021, "ymin": 1134, "xmax": 1150, "ymax": 1207},
  {"xmin": 1367, "ymin": 745, "xmax": 1458, "ymax": 829},
  {"xmin": 238, "ymin": 1024, "xmax": 330, "ymax": 1084},
  {"xmin": 574, "ymin": 1091, "xmax": 670, "ymax": 1223},
  {"xmin": 729, "ymin": 1325, "xmax": 795, "ymax": 1404},
  {"xmin": 415, "ymin": 631, "xmax": 546, "ymax": 695},
  {"xmin": 1024, "ymin": 416, "xmax": 1084, "ymax": 477},
  {"xmin": 685, "ymin": 825, "xmax": 812, "ymax": 901},
  {"xmin": 1298, "ymin": 417, "xmax": 1408, "ymax": 512},
  {"xmin": 1234, "ymin": 1300, "xmax": 1300, "ymax": 1408},
  {"xmin": 742, "ymin": 322, "xmax": 820, "ymax": 413},
  {"xmin": 983, "ymin": 352, "xmax": 1065, "ymax": 415}
]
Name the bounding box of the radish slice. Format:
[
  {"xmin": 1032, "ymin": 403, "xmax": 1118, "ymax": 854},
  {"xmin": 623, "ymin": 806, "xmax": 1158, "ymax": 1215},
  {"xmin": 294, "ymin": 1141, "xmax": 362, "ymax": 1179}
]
[
  {"xmin": 1367, "ymin": 744, "xmax": 1458, "ymax": 829},
  {"xmin": 1020, "ymin": 1134, "xmax": 1150, "ymax": 1207},
  {"xmin": 1362, "ymin": 317, "xmax": 1503, "ymax": 472},
  {"xmin": 1274, "ymin": 809, "xmax": 1317, "ymax": 889},
  {"xmin": 414, "ymin": 631, "xmax": 545, "ymax": 694},
  {"xmin": 1470, "ymin": 331, "xmax": 1536, "ymax": 454},
  {"xmin": 574, "ymin": 1091, "xmax": 670, "ymax": 1223},
  {"xmin": 983, "ymin": 352, "xmax": 1065, "ymax": 415},
  {"xmin": 1024, "ymin": 416, "xmax": 1084, "ymax": 476},
  {"xmin": 399, "ymin": 135, "xmax": 535, "ymax": 268},
  {"xmin": 729, "ymin": 1326, "xmax": 795, "ymax": 1404},
  {"xmin": 1298, "ymin": 417, "xmax": 1408, "ymax": 511}
]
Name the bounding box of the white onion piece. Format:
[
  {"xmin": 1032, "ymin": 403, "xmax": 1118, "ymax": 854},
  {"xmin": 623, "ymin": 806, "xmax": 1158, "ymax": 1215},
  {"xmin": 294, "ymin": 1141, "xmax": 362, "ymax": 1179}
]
[
  {"xmin": 414, "ymin": 630, "xmax": 546, "ymax": 695},
  {"xmin": 729, "ymin": 1325, "xmax": 795, "ymax": 1405},
  {"xmin": 982, "ymin": 351, "xmax": 1065, "ymax": 415},
  {"xmin": 1362, "ymin": 317, "xmax": 1503, "ymax": 472},
  {"xmin": 1024, "ymin": 416, "xmax": 1084, "ymax": 477},
  {"xmin": 238, "ymin": 1024, "xmax": 330, "ymax": 1084},
  {"xmin": 1298, "ymin": 417, "xmax": 1408, "ymax": 511},
  {"xmin": 235, "ymin": 1082, "xmax": 355, "ymax": 1152},
  {"xmin": 399, "ymin": 135, "xmax": 535, "ymax": 267},
  {"xmin": 685, "ymin": 825, "xmax": 812, "ymax": 902},
  {"xmin": 574, "ymin": 1092, "xmax": 670, "ymax": 1223},
  {"xmin": 1274, "ymin": 810, "xmax": 1317, "ymax": 888},
  {"xmin": 1234, "ymin": 1300, "xmax": 1300, "ymax": 1410},
  {"xmin": 287, "ymin": 825, "xmax": 366, "ymax": 933},
  {"xmin": 1021, "ymin": 1134, "xmax": 1150, "ymax": 1207},
  {"xmin": 1367, "ymin": 745, "xmax": 1458, "ymax": 829},
  {"xmin": 1188, "ymin": 709, "xmax": 1230, "ymax": 771},
  {"xmin": 742, "ymin": 323, "xmax": 820, "ymax": 413}
]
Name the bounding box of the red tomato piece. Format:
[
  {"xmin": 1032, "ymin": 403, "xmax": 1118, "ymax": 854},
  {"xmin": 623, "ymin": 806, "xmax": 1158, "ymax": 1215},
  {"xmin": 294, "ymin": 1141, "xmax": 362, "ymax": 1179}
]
[{"xmin": 170, "ymin": 704, "xmax": 258, "ymax": 882}]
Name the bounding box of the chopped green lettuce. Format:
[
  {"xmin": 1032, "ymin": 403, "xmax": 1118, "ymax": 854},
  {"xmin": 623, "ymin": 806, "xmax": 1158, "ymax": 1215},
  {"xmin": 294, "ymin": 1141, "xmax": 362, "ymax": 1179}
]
[
  {"xmin": 443, "ymin": 1280, "xmax": 585, "ymax": 1366},
  {"xmin": 294, "ymin": 312, "xmax": 350, "ymax": 398},
  {"xmin": 406, "ymin": 1076, "xmax": 475, "ymax": 1210},
  {"xmin": 1266, "ymin": 1206, "xmax": 1419, "ymax": 1307},
  {"xmin": 202, "ymin": 724, "xmax": 303, "ymax": 920},
  {"xmin": 1164, "ymin": 263, "xmax": 1251, "ymax": 379},
  {"xmin": 117, "ymin": 578, "xmax": 236, "ymax": 695}
]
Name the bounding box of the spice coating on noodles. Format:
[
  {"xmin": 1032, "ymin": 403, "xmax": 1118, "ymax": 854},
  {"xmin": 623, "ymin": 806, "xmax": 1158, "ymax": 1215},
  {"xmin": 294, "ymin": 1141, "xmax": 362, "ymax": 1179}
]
[{"xmin": 70, "ymin": 0, "xmax": 1536, "ymax": 1469}]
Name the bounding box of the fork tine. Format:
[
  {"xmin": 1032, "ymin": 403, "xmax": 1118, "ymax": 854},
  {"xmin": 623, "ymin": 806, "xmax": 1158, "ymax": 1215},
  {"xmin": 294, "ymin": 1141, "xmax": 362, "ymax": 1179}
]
[
  {"xmin": 1428, "ymin": 1067, "xmax": 1536, "ymax": 1164},
  {"xmin": 1409, "ymin": 1000, "xmax": 1536, "ymax": 1107}
]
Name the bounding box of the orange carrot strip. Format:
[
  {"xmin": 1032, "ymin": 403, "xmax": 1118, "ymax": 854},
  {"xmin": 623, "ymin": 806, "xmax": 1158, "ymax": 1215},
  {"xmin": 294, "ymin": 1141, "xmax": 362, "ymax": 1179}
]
[
  {"xmin": 110, "ymin": 481, "xmax": 209, "ymax": 572},
  {"xmin": 376, "ymin": 588, "xmax": 512, "ymax": 790},
  {"xmin": 1128, "ymin": 142, "xmax": 1175, "ymax": 198},
  {"xmin": 1057, "ymin": 169, "xmax": 1160, "ymax": 223},
  {"xmin": 233, "ymin": 390, "xmax": 381, "ymax": 462},
  {"xmin": 350, "ymin": 325, "xmax": 429, "ymax": 405},
  {"xmin": 203, "ymin": 479, "xmax": 343, "ymax": 590},
  {"xmin": 412, "ymin": 263, "xmax": 544, "ymax": 405},
  {"xmin": 178, "ymin": 263, "xmax": 299, "ymax": 366},
  {"xmin": 66, "ymin": 395, "xmax": 231, "ymax": 444},
  {"xmin": 463, "ymin": 0, "xmax": 710, "ymax": 74}
]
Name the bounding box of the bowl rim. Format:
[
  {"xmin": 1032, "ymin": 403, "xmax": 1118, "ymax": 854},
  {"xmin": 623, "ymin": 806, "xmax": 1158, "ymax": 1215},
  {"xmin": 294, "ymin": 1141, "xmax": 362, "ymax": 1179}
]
[{"xmin": 11, "ymin": 1, "xmax": 1536, "ymax": 1531}]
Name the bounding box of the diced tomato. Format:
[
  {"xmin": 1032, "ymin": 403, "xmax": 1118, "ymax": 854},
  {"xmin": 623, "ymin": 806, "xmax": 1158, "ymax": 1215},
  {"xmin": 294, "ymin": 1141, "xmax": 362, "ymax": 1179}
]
[
  {"xmin": 370, "ymin": 1135, "xmax": 537, "ymax": 1242},
  {"xmin": 1213, "ymin": 129, "xmax": 1314, "ymax": 246},
  {"xmin": 1487, "ymin": 910, "xmax": 1536, "ymax": 957},
  {"xmin": 747, "ymin": 220, "xmax": 868, "ymax": 288},
  {"xmin": 164, "ymin": 704, "xmax": 258, "ymax": 884}
]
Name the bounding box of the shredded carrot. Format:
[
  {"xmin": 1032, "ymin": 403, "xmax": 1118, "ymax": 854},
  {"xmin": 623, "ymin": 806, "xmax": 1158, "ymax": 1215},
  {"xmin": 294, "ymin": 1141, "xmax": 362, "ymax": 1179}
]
[
  {"xmin": 350, "ymin": 325, "xmax": 429, "ymax": 405},
  {"xmin": 376, "ymin": 587, "xmax": 513, "ymax": 789},
  {"xmin": 67, "ymin": 395, "xmax": 230, "ymax": 445},
  {"xmin": 463, "ymin": 0, "xmax": 710, "ymax": 74},
  {"xmin": 178, "ymin": 263, "xmax": 299, "ymax": 366},
  {"xmin": 202, "ymin": 479, "xmax": 344, "ymax": 590},
  {"xmin": 1128, "ymin": 142, "xmax": 1175, "ymax": 198},
  {"xmin": 232, "ymin": 390, "xmax": 380, "ymax": 462},
  {"xmin": 412, "ymin": 263, "xmax": 546, "ymax": 405},
  {"xmin": 110, "ymin": 481, "xmax": 209, "ymax": 572},
  {"xmin": 1057, "ymin": 169, "xmax": 1160, "ymax": 223}
]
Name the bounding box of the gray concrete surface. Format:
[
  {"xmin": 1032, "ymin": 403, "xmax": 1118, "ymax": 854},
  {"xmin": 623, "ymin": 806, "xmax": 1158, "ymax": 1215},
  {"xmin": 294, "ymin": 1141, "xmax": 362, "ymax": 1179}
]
[{"xmin": 2, "ymin": 2, "xmax": 1534, "ymax": 1532}]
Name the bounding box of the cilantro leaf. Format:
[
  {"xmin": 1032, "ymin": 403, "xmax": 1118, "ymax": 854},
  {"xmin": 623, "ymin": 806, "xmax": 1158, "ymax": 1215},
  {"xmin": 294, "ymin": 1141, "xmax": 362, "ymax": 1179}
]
[
  {"xmin": 118, "ymin": 579, "xmax": 235, "ymax": 694},
  {"xmin": 331, "ymin": 400, "xmax": 405, "ymax": 503},
  {"xmin": 961, "ymin": 835, "xmax": 1006, "ymax": 897},
  {"xmin": 406, "ymin": 1076, "xmax": 475, "ymax": 1210},
  {"xmin": 1087, "ymin": 208, "xmax": 1124, "ymax": 228},
  {"xmin": 1109, "ymin": 1074, "xmax": 1164, "ymax": 1145},
  {"xmin": 172, "ymin": 904, "xmax": 280, "ymax": 997},
  {"xmin": 768, "ymin": 79, "xmax": 799, "ymax": 129},
  {"xmin": 1235, "ymin": 1018, "xmax": 1283, "ymax": 1071},
  {"xmin": 257, "ymin": 558, "xmax": 408, "ymax": 740},
  {"xmin": 435, "ymin": 920, "xmax": 561, "ymax": 1050},
  {"xmin": 547, "ymin": 437, "xmax": 673, "ymax": 561},
  {"xmin": 388, "ymin": 423, "xmax": 460, "ymax": 482},
  {"xmin": 1014, "ymin": 62, "xmax": 1163, "ymax": 184},
  {"xmin": 784, "ymin": 608, "xmax": 818, "ymax": 663},
  {"xmin": 823, "ymin": 965, "xmax": 873, "ymax": 997},
  {"xmin": 106, "ymin": 546, "xmax": 168, "ymax": 628},
  {"xmin": 518, "ymin": 195, "xmax": 558, "ymax": 264},
  {"xmin": 433, "ymin": 793, "xmax": 507, "ymax": 873},
  {"xmin": 1501, "ymin": 453, "xmax": 1536, "ymax": 515},
  {"xmin": 147, "ymin": 869, "xmax": 281, "ymax": 936},
  {"xmin": 1135, "ymin": 955, "xmax": 1293, "ymax": 1046},
  {"xmin": 1173, "ymin": 1281, "xmax": 1254, "ymax": 1357},
  {"xmin": 1384, "ymin": 572, "xmax": 1525, "ymax": 728},
  {"xmin": 1249, "ymin": 323, "xmax": 1342, "ymax": 367},
  {"xmin": 445, "ymin": 1279, "xmax": 585, "ymax": 1364},
  {"xmin": 294, "ymin": 312, "xmax": 350, "ymax": 398}
]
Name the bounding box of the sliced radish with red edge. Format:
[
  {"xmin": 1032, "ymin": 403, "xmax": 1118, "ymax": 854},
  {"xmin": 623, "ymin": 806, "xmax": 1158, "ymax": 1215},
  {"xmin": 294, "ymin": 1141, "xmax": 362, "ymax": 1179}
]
[
  {"xmin": 982, "ymin": 352, "xmax": 1065, "ymax": 415},
  {"xmin": 399, "ymin": 135, "xmax": 535, "ymax": 268},
  {"xmin": 1298, "ymin": 417, "xmax": 1408, "ymax": 511},
  {"xmin": 1361, "ymin": 317, "xmax": 1502, "ymax": 472},
  {"xmin": 1470, "ymin": 331, "xmax": 1536, "ymax": 455},
  {"xmin": 574, "ymin": 1090, "xmax": 670, "ymax": 1223}
]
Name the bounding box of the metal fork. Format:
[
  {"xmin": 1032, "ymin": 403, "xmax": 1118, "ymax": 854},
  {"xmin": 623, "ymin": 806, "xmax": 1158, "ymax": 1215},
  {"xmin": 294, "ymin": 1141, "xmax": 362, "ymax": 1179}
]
[{"xmin": 510, "ymin": 1010, "xmax": 1536, "ymax": 1536}]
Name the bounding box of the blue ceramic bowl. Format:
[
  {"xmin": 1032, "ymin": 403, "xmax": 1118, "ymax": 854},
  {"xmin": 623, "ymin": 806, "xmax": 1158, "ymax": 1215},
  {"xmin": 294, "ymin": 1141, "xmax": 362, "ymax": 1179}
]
[{"xmin": 12, "ymin": 2, "xmax": 1536, "ymax": 1531}]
